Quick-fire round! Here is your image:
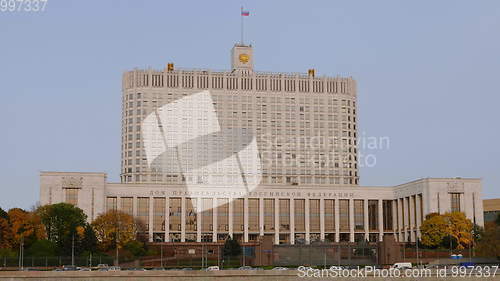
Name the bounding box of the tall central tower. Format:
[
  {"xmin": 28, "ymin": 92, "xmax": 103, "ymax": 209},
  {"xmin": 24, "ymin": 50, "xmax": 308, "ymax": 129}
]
[{"xmin": 121, "ymin": 44, "xmax": 358, "ymax": 186}]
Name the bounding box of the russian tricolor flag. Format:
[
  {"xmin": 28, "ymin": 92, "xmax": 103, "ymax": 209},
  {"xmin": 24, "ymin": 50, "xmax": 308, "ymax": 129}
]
[{"xmin": 241, "ymin": 10, "xmax": 250, "ymax": 16}]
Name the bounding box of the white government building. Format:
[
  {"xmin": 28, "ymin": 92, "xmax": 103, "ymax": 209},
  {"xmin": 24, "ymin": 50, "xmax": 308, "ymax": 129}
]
[{"xmin": 39, "ymin": 44, "xmax": 484, "ymax": 245}]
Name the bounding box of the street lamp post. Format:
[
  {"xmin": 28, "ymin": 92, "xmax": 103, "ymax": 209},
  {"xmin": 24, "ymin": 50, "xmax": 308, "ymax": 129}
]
[
  {"xmin": 71, "ymin": 233, "xmax": 75, "ymax": 267},
  {"xmin": 18, "ymin": 235, "xmax": 24, "ymax": 270}
]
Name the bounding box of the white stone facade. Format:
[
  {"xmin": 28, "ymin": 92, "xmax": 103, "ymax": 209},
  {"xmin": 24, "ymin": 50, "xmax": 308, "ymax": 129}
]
[
  {"xmin": 39, "ymin": 172, "xmax": 483, "ymax": 244},
  {"xmin": 39, "ymin": 43, "xmax": 484, "ymax": 245},
  {"xmin": 121, "ymin": 44, "xmax": 359, "ymax": 186}
]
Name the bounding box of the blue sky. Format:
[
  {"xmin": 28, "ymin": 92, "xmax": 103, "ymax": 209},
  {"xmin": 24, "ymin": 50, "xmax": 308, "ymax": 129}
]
[{"xmin": 1, "ymin": 0, "xmax": 499, "ymax": 210}]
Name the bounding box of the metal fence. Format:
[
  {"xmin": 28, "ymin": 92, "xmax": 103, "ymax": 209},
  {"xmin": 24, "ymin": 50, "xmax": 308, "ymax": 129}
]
[
  {"xmin": 274, "ymin": 243, "xmax": 377, "ymax": 267},
  {"xmin": 0, "ymin": 256, "xmax": 114, "ymax": 268}
]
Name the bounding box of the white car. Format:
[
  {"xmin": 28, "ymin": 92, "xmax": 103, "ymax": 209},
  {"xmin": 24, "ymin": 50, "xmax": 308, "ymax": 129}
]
[
  {"xmin": 391, "ymin": 262, "xmax": 412, "ymax": 270},
  {"xmin": 330, "ymin": 266, "xmax": 343, "ymax": 270},
  {"xmin": 206, "ymin": 266, "xmax": 220, "ymax": 271}
]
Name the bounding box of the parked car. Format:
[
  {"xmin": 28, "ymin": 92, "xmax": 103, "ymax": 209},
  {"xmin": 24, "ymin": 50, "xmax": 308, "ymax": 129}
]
[
  {"xmin": 272, "ymin": 267, "xmax": 288, "ymax": 270},
  {"xmin": 391, "ymin": 262, "xmax": 412, "ymax": 270},
  {"xmin": 206, "ymin": 266, "xmax": 220, "ymax": 271},
  {"xmin": 62, "ymin": 265, "xmax": 78, "ymax": 271},
  {"xmin": 238, "ymin": 266, "xmax": 254, "ymax": 270},
  {"xmin": 329, "ymin": 266, "xmax": 343, "ymax": 270},
  {"xmin": 127, "ymin": 267, "xmax": 147, "ymax": 271},
  {"xmin": 108, "ymin": 266, "xmax": 121, "ymax": 271}
]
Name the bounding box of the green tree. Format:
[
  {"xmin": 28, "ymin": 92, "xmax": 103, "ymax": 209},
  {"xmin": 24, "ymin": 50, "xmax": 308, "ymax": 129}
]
[
  {"xmin": 26, "ymin": 239, "xmax": 57, "ymax": 257},
  {"xmin": 223, "ymin": 237, "xmax": 242, "ymax": 266},
  {"xmin": 0, "ymin": 207, "xmax": 7, "ymax": 219},
  {"xmin": 79, "ymin": 223, "xmax": 98, "ymax": 255},
  {"xmin": 420, "ymin": 213, "xmax": 448, "ymax": 248},
  {"xmin": 124, "ymin": 240, "xmax": 146, "ymax": 257},
  {"xmin": 37, "ymin": 203, "xmax": 87, "ymax": 255}
]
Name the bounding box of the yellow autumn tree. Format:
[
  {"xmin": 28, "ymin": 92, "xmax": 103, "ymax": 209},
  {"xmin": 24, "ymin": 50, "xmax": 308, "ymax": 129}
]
[
  {"xmin": 443, "ymin": 211, "xmax": 473, "ymax": 250},
  {"xmin": 0, "ymin": 217, "xmax": 13, "ymax": 249},
  {"xmin": 7, "ymin": 208, "xmax": 46, "ymax": 248},
  {"xmin": 421, "ymin": 213, "xmax": 448, "ymax": 248},
  {"xmin": 421, "ymin": 212, "xmax": 473, "ymax": 250},
  {"xmin": 91, "ymin": 210, "xmax": 140, "ymax": 252}
]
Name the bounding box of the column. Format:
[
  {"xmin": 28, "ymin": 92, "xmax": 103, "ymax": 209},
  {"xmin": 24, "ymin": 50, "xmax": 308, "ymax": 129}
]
[
  {"xmin": 392, "ymin": 200, "xmax": 397, "ymax": 237},
  {"xmin": 148, "ymin": 197, "xmax": 154, "ymax": 242},
  {"xmin": 408, "ymin": 195, "xmax": 415, "ymax": 242},
  {"xmin": 275, "ymin": 199, "xmax": 280, "ymax": 244},
  {"xmin": 290, "ymin": 199, "xmax": 295, "ymax": 245},
  {"xmin": 117, "ymin": 197, "xmax": 122, "ymax": 213},
  {"xmin": 259, "ymin": 198, "xmax": 264, "ymax": 236},
  {"xmin": 181, "ymin": 197, "xmax": 186, "ymax": 242},
  {"xmin": 474, "ymin": 192, "xmax": 484, "ymax": 227},
  {"xmin": 416, "ymin": 195, "xmax": 422, "ymax": 239},
  {"xmin": 197, "ymin": 197, "xmax": 202, "ymax": 242},
  {"xmin": 397, "ymin": 198, "xmax": 403, "ymax": 242},
  {"xmin": 165, "ymin": 198, "xmax": 170, "ymax": 242},
  {"xmin": 305, "ymin": 199, "xmax": 310, "ymax": 244},
  {"xmin": 402, "ymin": 197, "xmax": 407, "ymax": 242},
  {"xmin": 229, "ymin": 199, "xmax": 234, "ymax": 238},
  {"xmin": 378, "ymin": 199, "xmax": 384, "ymax": 241},
  {"xmin": 244, "ymin": 198, "xmax": 249, "ymax": 242},
  {"xmin": 460, "ymin": 193, "xmax": 465, "ymax": 213},
  {"xmin": 320, "ymin": 199, "xmax": 325, "ymax": 242},
  {"xmin": 212, "ymin": 198, "xmax": 218, "ymax": 242},
  {"xmin": 334, "ymin": 199, "xmax": 340, "ymax": 242},
  {"xmin": 364, "ymin": 199, "xmax": 369, "ymax": 241},
  {"xmin": 349, "ymin": 198, "xmax": 354, "ymax": 242},
  {"xmin": 133, "ymin": 196, "xmax": 138, "ymax": 217}
]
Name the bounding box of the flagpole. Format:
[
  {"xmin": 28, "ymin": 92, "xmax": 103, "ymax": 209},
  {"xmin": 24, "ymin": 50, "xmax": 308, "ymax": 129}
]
[{"xmin": 241, "ymin": 6, "xmax": 244, "ymax": 44}]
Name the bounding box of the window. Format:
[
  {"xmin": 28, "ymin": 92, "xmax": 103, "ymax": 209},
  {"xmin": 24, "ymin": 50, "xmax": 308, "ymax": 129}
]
[
  {"xmin": 234, "ymin": 199, "xmax": 244, "ymax": 232},
  {"xmin": 324, "ymin": 199, "xmax": 335, "ymax": 232},
  {"xmin": 339, "ymin": 200, "xmax": 349, "ymax": 231},
  {"xmin": 309, "ymin": 200, "xmax": 320, "ymax": 232},
  {"xmin": 137, "ymin": 197, "xmax": 150, "ymax": 231},
  {"xmin": 354, "ymin": 200, "xmax": 364, "ymax": 231},
  {"xmin": 294, "ymin": 199, "xmax": 305, "ymax": 232},
  {"xmin": 153, "ymin": 198, "xmax": 166, "ymax": 231},
  {"xmin": 65, "ymin": 189, "xmax": 79, "ymax": 206},
  {"xmin": 382, "ymin": 200, "xmax": 393, "ymax": 231},
  {"xmin": 185, "ymin": 198, "xmax": 197, "ymax": 232},
  {"xmin": 264, "ymin": 199, "xmax": 274, "ymax": 231},
  {"xmin": 217, "ymin": 198, "xmax": 229, "ymax": 232},
  {"xmin": 106, "ymin": 197, "xmax": 117, "ymax": 211},
  {"xmin": 248, "ymin": 199, "xmax": 259, "ymax": 232},
  {"xmin": 368, "ymin": 200, "xmax": 378, "ymax": 231},
  {"xmin": 169, "ymin": 198, "xmax": 181, "ymax": 231},
  {"xmin": 201, "ymin": 198, "xmax": 213, "ymax": 232},
  {"xmin": 120, "ymin": 197, "xmax": 133, "ymax": 215},
  {"xmin": 279, "ymin": 199, "xmax": 290, "ymax": 231},
  {"xmin": 450, "ymin": 193, "xmax": 461, "ymax": 212}
]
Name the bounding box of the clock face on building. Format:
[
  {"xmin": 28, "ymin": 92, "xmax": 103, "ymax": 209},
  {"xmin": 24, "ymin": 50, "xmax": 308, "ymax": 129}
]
[{"xmin": 239, "ymin": 53, "xmax": 250, "ymax": 64}]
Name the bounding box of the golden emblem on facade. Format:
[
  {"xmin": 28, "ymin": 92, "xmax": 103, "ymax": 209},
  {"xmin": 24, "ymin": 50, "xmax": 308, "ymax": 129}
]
[{"xmin": 239, "ymin": 53, "xmax": 249, "ymax": 63}]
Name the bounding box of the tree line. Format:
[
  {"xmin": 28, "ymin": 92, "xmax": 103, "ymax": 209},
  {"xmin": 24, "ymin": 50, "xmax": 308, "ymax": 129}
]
[{"xmin": 0, "ymin": 203, "xmax": 149, "ymax": 259}]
